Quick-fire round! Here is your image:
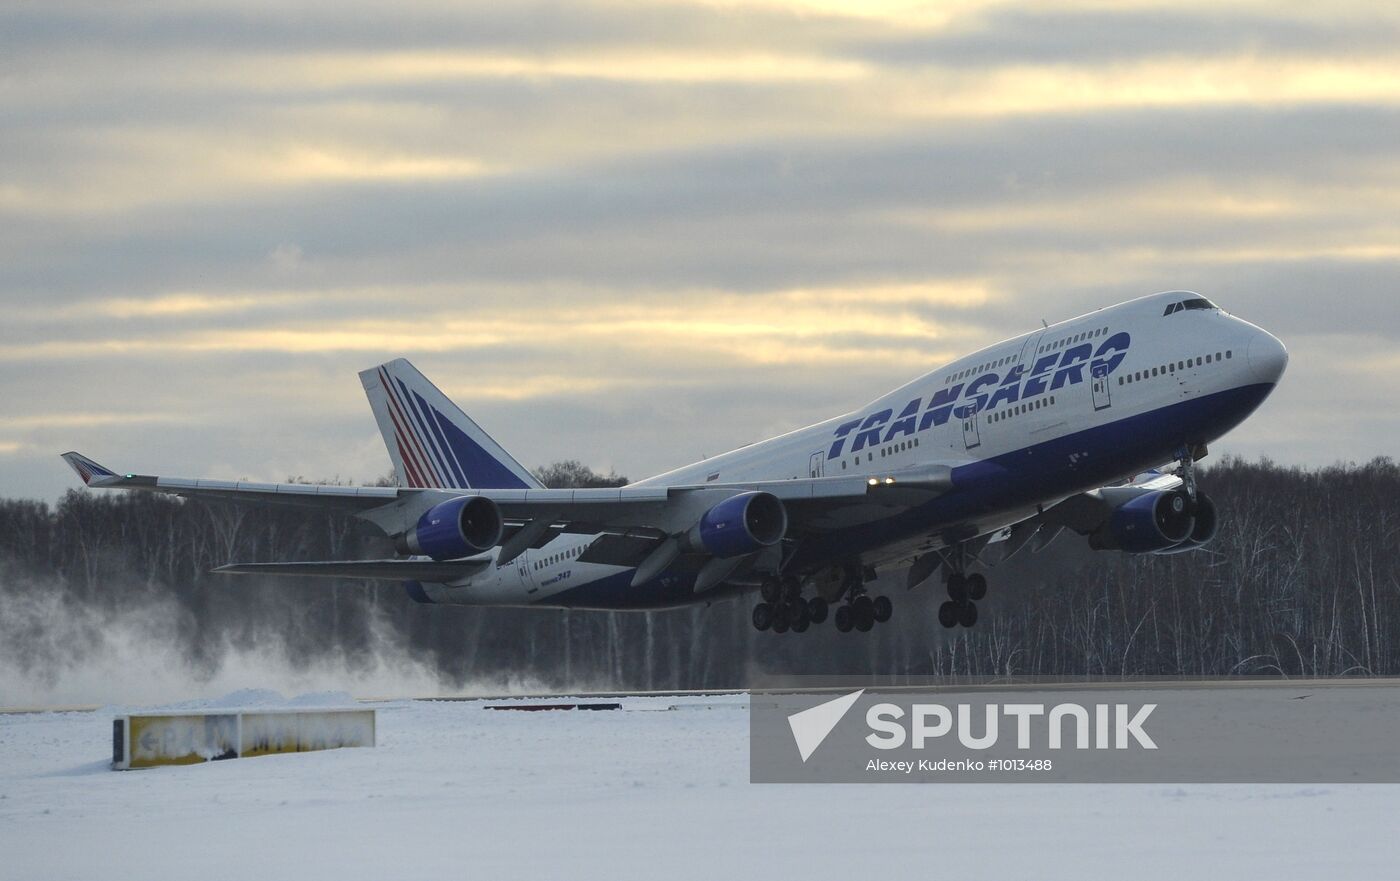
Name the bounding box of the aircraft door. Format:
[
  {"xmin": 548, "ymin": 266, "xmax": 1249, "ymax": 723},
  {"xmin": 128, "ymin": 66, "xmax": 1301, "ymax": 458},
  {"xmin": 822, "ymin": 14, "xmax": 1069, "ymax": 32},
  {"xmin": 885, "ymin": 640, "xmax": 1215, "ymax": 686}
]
[
  {"xmin": 809, "ymin": 451, "xmax": 825, "ymax": 478},
  {"xmin": 516, "ymin": 551, "xmax": 536, "ymax": 592},
  {"xmin": 1016, "ymin": 329, "xmax": 1047, "ymax": 375},
  {"xmin": 1091, "ymin": 363, "xmax": 1112, "ymax": 411},
  {"xmin": 962, "ymin": 412, "xmax": 981, "ymax": 450}
]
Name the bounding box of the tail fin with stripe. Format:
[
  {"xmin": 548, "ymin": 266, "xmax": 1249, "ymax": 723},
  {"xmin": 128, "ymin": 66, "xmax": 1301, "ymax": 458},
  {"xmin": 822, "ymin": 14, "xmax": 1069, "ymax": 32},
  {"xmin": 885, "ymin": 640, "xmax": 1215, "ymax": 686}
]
[
  {"xmin": 60, "ymin": 451, "xmax": 118, "ymax": 485},
  {"xmin": 359, "ymin": 358, "xmax": 543, "ymax": 490}
]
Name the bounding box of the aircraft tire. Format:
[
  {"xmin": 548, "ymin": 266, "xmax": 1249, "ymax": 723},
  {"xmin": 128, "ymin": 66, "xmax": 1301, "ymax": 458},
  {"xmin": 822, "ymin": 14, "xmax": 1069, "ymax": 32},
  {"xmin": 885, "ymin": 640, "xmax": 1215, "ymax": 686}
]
[
  {"xmin": 854, "ymin": 603, "xmax": 875, "ymax": 632},
  {"xmin": 781, "ymin": 575, "xmax": 803, "ymax": 601},
  {"xmin": 966, "ymin": 573, "xmax": 987, "ymax": 601},
  {"xmin": 807, "ymin": 597, "xmax": 829, "ymax": 624},
  {"xmin": 958, "ymin": 601, "xmax": 979, "ymax": 628},
  {"xmin": 946, "ymin": 573, "xmax": 968, "ymax": 602},
  {"xmin": 752, "ymin": 603, "xmax": 774, "ymax": 631},
  {"xmin": 872, "ymin": 595, "xmax": 892, "ymax": 623},
  {"xmin": 760, "ymin": 577, "xmax": 781, "ymax": 604},
  {"xmin": 772, "ymin": 605, "xmax": 790, "ymax": 633},
  {"xmin": 834, "ymin": 605, "xmax": 854, "ymax": 633},
  {"xmin": 938, "ymin": 601, "xmax": 959, "ymax": 628}
]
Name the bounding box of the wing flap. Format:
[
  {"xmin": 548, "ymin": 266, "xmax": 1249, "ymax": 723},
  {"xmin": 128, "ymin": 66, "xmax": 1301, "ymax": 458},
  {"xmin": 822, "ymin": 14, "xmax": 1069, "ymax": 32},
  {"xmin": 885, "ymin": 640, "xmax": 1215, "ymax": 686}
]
[
  {"xmin": 577, "ymin": 533, "xmax": 665, "ymax": 567},
  {"xmin": 212, "ymin": 558, "xmax": 491, "ymax": 581}
]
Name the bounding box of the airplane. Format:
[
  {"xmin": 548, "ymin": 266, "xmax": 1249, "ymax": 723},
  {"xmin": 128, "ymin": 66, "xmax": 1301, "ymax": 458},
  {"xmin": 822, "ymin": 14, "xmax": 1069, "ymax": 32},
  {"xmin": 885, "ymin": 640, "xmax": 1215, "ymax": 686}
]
[{"xmin": 62, "ymin": 290, "xmax": 1287, "ymax": 634}]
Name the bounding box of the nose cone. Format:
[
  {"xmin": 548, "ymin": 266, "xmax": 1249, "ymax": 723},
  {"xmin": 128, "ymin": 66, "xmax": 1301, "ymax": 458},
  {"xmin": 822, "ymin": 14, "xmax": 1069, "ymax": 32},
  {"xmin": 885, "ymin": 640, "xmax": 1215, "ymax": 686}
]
[{"xmin": 1246, "ymin": 330, "xmax": 1289, "ymax": 385}]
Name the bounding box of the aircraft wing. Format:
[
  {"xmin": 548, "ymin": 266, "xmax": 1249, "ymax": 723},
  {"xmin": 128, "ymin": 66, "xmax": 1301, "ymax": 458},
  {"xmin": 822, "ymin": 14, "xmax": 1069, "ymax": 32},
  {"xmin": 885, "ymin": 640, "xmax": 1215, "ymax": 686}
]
[
  {"xmin": 63, "ymin": 451, "xmax": 957, "ymax": 546},
  {"xmin": 62, "ymin": 451, "xmax": 405, "ymax": 511}
]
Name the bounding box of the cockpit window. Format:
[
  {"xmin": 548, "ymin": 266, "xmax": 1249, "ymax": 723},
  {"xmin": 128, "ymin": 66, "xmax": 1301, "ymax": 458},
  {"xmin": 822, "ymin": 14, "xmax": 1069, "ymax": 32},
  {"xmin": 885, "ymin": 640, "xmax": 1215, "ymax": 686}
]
[{"xmin": 1164, "ymin": 297, "xmax": 1217, "ymax": 316}]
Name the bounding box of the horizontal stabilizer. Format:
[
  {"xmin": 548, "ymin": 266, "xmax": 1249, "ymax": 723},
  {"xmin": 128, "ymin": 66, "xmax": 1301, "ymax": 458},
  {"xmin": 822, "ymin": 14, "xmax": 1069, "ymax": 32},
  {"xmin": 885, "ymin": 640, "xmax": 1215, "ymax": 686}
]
[{"xmin": 213, "ymin": 558, "xmax": 491, "ymax": 582}]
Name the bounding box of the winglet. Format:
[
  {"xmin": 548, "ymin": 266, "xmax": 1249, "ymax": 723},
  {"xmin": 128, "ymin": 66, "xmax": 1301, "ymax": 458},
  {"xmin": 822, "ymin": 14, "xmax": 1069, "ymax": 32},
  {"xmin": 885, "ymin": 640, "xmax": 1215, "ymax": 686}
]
[{"xmin": 60, "ymin": 451, "xmax": 119, "ymax": 486}]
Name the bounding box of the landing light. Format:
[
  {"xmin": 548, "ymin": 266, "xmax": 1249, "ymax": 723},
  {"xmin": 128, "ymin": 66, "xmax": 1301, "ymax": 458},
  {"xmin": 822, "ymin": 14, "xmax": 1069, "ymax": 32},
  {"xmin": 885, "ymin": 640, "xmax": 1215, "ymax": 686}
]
[
  {"xmin": 868, "ymin": 478, "xmax": 878, "ymax": 486},
  {"xmin": 885, "ymin": 477, "xmax": 895, "ymax": 485}
]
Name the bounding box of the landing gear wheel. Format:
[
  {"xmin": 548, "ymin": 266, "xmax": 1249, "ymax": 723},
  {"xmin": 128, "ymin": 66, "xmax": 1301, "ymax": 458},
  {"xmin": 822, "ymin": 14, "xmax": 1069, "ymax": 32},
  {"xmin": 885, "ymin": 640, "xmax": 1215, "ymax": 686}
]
[
  {"xmin": 834, "ymin": 605, "xmax": 854, "ymax": 633},
  {"xmin": 772, "ymin": 605, "xmax": 790, "ymax": 633},
  {"xmin": 760, "ymin": 577, "xmax": 781, "ymax": 604},
  {"xmin": 872, "ymin": 595, "xmax": 892, "ymax": 623},
  {"xmin": 807, "ymin": 597, "xmax": 829, "ymax": 624},
  {"xmin": 791, "ymin": 609, "xmax": 810, "ymax": 633},
  {"xmin": 958, "ymin": 601, "xmax": 979, "ymax": 628},
  {"xmin": 752, "ymin": 603, "xmax": 773, "ymax": 631},
  {"xmin": 938, "ymin": 601, "xmax": 959, "ymax": 629},
  {"xmin": 966, "ymin": 573, "xmax": 987, "ymax": 602},
  {"xmin": 781, "ymin": 575, "xmax": 802, "ymax": 601},
  {"xmin": 854, "ymin": 601, "xmax": 875, "ymax": 632},
  {"xmin": 946, "ymin": 573, "xmax": 968, "ymax": 602}
]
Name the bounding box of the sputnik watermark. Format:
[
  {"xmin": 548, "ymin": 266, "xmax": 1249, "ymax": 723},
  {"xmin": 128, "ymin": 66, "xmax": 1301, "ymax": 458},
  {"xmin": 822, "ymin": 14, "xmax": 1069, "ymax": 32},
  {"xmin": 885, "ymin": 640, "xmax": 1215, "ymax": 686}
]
[
  {"xmin": 751, "ymin": 677, "xmax": 1385, "ymax": 783},
  {"xmin": 787, "ymin": 690, "xmax": 1155, "ymax": 763},
  {"xmin": 864, "ymin": 701, "xmax": 1157, "ymax": 751}
]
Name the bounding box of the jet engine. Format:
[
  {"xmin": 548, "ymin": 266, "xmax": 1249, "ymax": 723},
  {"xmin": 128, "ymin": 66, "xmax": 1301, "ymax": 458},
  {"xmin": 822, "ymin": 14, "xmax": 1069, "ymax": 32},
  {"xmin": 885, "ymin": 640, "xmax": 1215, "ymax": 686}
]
[
  {"xmin": 402, "ymin": 496, "xmax": 503, "ymax": 560},
  {"xmin": 1153, "ymin": 491, "xmax": 1219, "ymax": 554},
  {"xmin": 1089, "ymin": 489, "xmax": 1194, "ymax": 554},
  {"xmin": 687, "ymin": 491, "xmax": 788, "ymax": 557}
]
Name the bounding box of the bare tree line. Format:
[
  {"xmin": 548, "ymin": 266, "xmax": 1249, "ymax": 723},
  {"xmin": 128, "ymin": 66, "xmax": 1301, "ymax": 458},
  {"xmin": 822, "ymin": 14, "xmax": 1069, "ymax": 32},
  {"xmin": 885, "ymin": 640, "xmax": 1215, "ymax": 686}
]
[{"xmin": 0, "ymin": 457, "xmax": 1396, "ymax": 692}]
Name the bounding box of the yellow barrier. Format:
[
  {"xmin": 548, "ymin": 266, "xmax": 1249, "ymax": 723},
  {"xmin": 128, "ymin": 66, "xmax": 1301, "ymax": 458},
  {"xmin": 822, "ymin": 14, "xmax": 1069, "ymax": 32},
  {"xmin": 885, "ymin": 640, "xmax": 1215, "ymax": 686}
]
[{"xmin": 113, "ymin": 708, "xmax": 375, "ymax": 770}]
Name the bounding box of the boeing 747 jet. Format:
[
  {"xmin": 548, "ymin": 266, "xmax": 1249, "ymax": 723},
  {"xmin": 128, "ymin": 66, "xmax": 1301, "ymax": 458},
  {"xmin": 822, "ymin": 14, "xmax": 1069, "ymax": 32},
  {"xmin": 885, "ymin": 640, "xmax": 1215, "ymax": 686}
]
[{"xmin": 64, "ymin": 291, "xmax": 1287, "ymax": 633}]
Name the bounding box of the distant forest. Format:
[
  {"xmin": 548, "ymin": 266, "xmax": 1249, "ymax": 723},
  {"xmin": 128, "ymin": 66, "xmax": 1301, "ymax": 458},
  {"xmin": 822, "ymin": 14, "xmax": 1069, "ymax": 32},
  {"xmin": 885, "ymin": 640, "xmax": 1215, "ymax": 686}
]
[{"xmin": 2, "ymin": 457, "xmax": 1397, "ymax": 694}]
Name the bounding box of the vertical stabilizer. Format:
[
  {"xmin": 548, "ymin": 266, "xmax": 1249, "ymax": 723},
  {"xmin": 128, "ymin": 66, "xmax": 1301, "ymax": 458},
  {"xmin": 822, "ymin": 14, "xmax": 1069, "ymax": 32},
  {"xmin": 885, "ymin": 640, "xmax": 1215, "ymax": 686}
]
[{"xmin": 359, "ymin": 359, "xmax": 543, "ymax": 490}]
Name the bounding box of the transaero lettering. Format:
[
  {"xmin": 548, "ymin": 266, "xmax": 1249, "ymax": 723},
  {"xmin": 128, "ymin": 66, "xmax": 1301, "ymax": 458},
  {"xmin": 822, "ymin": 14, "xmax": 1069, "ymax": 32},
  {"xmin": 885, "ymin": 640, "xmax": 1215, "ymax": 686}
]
[
  {"xmin": 828, "ymin": 332, "xmax": 1131, "ymax": 459},
  {"xmin": 864, "ymin": 702, "xmax": 1157, "ymax": 750}
]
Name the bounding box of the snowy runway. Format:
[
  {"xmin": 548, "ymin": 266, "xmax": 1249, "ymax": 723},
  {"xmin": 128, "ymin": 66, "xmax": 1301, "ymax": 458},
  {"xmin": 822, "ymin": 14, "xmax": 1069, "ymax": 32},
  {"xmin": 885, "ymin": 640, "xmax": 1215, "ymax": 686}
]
[{"xmin": 2, "ymin": 691, "xmax": 1396, "ymax": 880}]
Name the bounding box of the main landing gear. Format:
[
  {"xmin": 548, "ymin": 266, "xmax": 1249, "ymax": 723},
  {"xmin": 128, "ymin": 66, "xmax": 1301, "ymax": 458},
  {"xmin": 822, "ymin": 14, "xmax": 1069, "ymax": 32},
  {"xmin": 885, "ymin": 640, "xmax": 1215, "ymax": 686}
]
[
  {"xmin": 936, "ymin": 545, "xmax": 987, "ymax": 629},
  {"xmin": 752, "ymin": 575, "xmax": 823, "ymax": 634},
  {"xmin": 832, "ymin": 593, "xmax": 893, "ymax": 634},
  {"xmin": 937, "ymin": 572, "xmax": 984, "ymax": 629},
  {"xmin": 751, "ymin": 570, "xmax": 891, "ymax": 635}
]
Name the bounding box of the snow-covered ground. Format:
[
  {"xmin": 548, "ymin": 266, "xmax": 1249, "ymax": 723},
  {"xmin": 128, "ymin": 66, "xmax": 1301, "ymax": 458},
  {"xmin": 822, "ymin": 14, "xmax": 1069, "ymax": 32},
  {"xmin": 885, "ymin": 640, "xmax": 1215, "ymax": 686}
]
[{"xmin": 2, "ymin": 691, "xmax": 1396, "ymax": 880}]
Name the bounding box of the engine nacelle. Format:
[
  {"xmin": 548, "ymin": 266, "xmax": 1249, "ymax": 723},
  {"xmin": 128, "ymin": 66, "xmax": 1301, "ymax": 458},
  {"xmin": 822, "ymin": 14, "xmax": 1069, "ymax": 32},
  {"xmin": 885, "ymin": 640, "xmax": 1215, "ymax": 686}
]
[
  {"xmin": 1090, "ymin": 489, "xmax": 1194, "ymax": 554},
  {"xmin": 403, "ymin": 496, "xmax": 503, "ymax": 560},
  {"xmin": 1154, "ymin": 492, "xmax": 1219, "ymax": 555},
  {"xmin": 687, "ymin": 491, "xmax": 788, "ymax": 558}
]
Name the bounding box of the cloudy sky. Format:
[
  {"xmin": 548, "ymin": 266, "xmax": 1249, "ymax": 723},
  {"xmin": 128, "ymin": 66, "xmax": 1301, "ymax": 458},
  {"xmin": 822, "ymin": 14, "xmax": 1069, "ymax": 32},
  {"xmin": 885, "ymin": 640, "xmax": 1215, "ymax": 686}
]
[{"xmin": 4, "ymin": 0, "xmax": 1398, "ymax": 500}]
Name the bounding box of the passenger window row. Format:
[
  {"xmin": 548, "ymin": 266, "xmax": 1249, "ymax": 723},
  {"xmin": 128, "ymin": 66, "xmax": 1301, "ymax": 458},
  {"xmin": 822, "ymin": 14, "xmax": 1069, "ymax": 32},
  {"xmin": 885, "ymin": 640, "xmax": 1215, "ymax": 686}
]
[
  {"xmin": 1037, "ymin": 325, "xmax": 1110, "ymax": 355},
  {"xmin": 534, "ymin": 545, "xmax": 582, "ymax": 570},
  {"xmin": 1119, "ymin": 351, "xmax": 1232, "ymax": 385},
  {"xmin": 945, "ymin": 354, "xmax": 1017, "ymax": 385},
  {"xmin": 840, "ymin": 437, "xmax": 919, "ymax": 470},
  {"xmin": 988, "ymin": 395, "xmax": 1056, "ymax": 423},
  {"xmin": 943, "ymin": 325, "xmax": 1115, "ymax": 386}
]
